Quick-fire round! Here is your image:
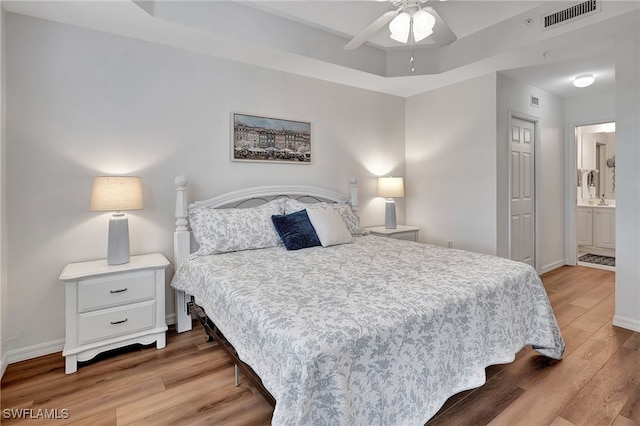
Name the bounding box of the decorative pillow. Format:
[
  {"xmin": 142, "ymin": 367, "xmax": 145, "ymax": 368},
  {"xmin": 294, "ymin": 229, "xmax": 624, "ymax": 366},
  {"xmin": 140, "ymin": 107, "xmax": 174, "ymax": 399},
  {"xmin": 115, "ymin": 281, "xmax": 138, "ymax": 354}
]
[
  {"xmin": 306, "ymin": 208, "xmax": 353, "ymax": 247},
  {"xmin": 284, "ymin": 199, "xmax": 368, "ymax": 236},
  {"xmin": 271, "ymin": 210, "xmax": 321, "ymax": 251},
  {"xmin": 283, "ymin": 198, "xmax": 305, "ymax": 215},
  {"xmin": 329, "ymin": 203, "xmax": 369, "ymax": 236},
  {"xmin": 188, "ymin": 200, "xmax": 284, "ymax": 255}
]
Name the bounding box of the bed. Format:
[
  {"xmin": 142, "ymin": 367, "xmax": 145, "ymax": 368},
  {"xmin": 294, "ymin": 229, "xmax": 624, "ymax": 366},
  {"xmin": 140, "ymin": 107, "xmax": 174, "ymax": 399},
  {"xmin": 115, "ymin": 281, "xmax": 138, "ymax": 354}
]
[{"xmin": 170, "ymin": 175, "xmax": 564, "ymax": 425}]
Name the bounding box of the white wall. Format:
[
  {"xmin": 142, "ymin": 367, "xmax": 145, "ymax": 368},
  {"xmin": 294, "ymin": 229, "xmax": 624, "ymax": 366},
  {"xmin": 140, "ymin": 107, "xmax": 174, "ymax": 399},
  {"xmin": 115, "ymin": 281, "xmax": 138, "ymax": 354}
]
[
  {"xmin": 0, "ymin": 4, "xmax": 8, "ymax": 378},
  {"xmin": 5, "ymin": 13, "xmax": 405, "ymax": 360},
  {"xmin": 613, "ymin": 33, "xmax": 640, "ymax": 332},
  {"xmin": 405, "ymin": 72, "xmax": 566, "ymax": 271},
  {"xmin": 565, "ymin": 91, "xmax": 616, "ymax": 125},
  {"xmin": 563, "ymin": 33, "xmax": 640, "ymax": 333},
  {"xmin": 496, "ymin": 74, "xmax": 566, "ymax": 273},
  {"xmin": 405, "ymin": 74, "xmax": 497, "ymax": 254}
]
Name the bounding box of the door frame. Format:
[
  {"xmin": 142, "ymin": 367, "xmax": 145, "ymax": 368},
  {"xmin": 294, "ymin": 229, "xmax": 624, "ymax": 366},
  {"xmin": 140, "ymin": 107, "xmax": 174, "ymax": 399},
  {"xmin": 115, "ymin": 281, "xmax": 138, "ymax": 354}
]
[
  {"xmin": 507, "ymin": 110, "xmax": 541, "ymax": 272},
  {"xmin": 565, "ymin": 119, "xmax": 616, "ymax": 266}
]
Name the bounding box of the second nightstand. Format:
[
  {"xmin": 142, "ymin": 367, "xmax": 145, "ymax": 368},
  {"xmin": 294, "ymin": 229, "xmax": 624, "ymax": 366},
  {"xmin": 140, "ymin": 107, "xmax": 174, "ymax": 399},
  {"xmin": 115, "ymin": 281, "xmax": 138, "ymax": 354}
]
[
  {"xmin": 59, "ymin": 253, "xmax": 170, "ymax": 374},
  {"xmin": 365, "ymin": 225, "xmax": 420, "ymax": 242}
]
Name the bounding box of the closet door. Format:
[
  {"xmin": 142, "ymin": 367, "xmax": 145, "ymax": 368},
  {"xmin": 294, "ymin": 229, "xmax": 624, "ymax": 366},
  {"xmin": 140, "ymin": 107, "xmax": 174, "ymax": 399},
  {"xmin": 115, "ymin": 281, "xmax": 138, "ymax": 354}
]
[{"xmin": 510, "ymin": 117, "xmax": 535, "ymax": 267}]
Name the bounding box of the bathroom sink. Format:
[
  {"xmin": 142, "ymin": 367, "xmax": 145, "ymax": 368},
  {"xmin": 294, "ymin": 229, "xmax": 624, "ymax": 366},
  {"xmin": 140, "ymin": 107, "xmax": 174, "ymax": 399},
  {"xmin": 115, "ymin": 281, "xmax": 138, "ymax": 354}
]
[{"xmin": 578, "ymin": 202, "xmax": 615, "ymax": 208}]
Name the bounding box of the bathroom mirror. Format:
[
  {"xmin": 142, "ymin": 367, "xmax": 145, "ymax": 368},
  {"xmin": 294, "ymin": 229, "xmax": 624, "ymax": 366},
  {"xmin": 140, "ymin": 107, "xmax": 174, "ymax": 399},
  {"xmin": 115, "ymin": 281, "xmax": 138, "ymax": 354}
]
[{"xmin": 576, "ymin": 122, "xmax": 615, "ymax": 202}]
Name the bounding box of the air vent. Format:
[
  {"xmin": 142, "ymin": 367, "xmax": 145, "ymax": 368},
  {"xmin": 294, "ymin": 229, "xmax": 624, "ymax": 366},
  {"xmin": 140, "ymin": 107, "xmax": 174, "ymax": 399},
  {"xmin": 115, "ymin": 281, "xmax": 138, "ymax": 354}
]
[
  {"xmin": 530, "ymin": 96, "xmax": 540, "ymax": 108},
  {"xmin": 542, "ymin": 0, "xmax": 600, "ymax": 30}
]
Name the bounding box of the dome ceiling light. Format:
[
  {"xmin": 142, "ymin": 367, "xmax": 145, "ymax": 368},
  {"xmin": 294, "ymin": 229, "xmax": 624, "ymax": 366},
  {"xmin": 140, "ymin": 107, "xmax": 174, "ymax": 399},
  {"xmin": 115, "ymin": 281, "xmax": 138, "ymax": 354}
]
[{"xmin": 573, "ymin": 74, "xmax": 595, "ymax": 88}]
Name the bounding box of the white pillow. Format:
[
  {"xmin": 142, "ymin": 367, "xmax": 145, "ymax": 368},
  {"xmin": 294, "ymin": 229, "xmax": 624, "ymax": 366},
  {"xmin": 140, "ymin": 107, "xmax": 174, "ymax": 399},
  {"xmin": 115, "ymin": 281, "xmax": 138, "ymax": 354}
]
[
  {"xmin": 188, "ymin": 200, "xmax": 284, "ymax": 255},
  {"xmin": 306, "ymin": 208, "xmax": 353, "ymax": 247},
  {"xmin": 284, "ymin": 199, "xmax": 368, "ymax": 236}
]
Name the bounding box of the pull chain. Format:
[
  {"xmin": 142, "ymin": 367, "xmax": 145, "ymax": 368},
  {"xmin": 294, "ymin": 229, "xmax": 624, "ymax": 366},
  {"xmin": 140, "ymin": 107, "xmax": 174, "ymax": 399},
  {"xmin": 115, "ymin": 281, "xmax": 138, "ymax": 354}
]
[
  {"xmin": 410, "ymin": 46, "xmax": 415, "ymax": 73},
  {"xmin": 409, "ymin": 19, "xmax": 415, "ymax": 74}
]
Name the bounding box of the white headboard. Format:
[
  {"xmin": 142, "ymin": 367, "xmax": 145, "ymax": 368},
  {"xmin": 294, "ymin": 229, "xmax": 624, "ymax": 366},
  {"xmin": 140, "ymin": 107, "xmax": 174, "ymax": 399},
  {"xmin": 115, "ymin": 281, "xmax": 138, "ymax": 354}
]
[{"xmin": 172, "ymin": 175, "xmax": 359, "ymax": 332}]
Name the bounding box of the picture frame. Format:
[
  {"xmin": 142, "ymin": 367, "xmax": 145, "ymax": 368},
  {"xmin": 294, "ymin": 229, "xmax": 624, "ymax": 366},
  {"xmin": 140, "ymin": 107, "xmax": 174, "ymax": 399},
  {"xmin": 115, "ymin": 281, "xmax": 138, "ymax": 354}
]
[{"xmin": 232, "ymin": 112, "xmax": 312, "ymax": 164}]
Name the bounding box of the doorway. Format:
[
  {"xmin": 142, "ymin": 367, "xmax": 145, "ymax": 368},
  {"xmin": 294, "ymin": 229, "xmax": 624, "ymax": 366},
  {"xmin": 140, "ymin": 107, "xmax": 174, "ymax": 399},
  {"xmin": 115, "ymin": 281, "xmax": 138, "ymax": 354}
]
[{"xmin": 575, "ymin": 122, "xmax": 616, "ymax": 271}]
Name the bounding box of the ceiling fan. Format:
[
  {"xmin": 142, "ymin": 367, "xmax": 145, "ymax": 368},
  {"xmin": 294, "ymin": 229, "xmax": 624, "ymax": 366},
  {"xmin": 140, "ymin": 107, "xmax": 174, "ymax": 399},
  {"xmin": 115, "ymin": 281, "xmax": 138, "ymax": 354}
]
[{"xmin": 344, "ymin": 0, "xmax": 457, "ymax": 50}]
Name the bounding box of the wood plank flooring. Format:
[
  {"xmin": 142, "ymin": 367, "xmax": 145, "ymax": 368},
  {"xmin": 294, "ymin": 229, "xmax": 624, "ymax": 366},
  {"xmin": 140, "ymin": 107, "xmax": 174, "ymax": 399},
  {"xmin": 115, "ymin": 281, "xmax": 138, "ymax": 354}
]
[{"xmin": 2, "ymin": 266, "xmax": 638, "ymax": 425}]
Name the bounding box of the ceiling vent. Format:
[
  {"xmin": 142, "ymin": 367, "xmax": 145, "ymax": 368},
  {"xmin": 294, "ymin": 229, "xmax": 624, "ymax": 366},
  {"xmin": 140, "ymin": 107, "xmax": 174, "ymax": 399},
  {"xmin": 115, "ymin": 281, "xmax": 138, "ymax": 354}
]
[{"xmin": 542, "ymin": 0, "xmax": 601, "ymax": 30}]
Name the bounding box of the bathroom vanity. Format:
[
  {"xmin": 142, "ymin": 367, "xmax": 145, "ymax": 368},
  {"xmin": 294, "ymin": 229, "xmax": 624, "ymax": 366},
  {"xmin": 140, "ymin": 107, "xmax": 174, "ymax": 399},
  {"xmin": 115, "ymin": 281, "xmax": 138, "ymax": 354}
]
[{"xmin": 577, "ymin": 204, "xmax": 615, "ymax": 254}]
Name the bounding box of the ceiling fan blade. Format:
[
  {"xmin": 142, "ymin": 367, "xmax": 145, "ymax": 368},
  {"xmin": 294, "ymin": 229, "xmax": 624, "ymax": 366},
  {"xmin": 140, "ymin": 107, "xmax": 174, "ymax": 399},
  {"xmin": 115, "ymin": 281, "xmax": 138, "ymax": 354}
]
[
  {"xmin": 424, "ymin": 6, "xmax": 457, "ymax": 47},
  {"xmin": 344, "ymin": 7, "xmax": 401, "ymax": 50}
]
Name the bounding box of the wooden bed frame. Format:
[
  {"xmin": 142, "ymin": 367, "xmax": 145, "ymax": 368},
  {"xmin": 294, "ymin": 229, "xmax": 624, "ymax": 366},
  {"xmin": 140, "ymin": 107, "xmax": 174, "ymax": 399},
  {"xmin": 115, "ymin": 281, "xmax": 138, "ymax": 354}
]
[{"xmin": 172, "ymin": 175, "xmax": 359, "ymax": 405}]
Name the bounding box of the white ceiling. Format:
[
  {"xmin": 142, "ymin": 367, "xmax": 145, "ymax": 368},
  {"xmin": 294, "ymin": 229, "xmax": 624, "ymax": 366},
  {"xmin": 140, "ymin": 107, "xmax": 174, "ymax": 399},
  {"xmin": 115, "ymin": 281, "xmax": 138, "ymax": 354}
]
[
  {"xmin": 247, "ymin": 1, "xmax": 546, "ymax": 48},
  {"xmin": 3, "ymin": 1, "xmax": 639, "ymax": 98}
]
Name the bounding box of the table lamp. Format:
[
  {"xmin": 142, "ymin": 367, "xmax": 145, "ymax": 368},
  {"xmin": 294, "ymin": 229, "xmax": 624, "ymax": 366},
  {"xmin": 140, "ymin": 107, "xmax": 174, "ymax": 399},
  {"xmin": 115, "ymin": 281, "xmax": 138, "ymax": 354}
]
[
  {"xmin": 377, "ymin": 176, "xmax": 405, "ymax": 229},
  {"xmin": 90, "ymin": 176, "xmax": 143, "ymax": 265}
]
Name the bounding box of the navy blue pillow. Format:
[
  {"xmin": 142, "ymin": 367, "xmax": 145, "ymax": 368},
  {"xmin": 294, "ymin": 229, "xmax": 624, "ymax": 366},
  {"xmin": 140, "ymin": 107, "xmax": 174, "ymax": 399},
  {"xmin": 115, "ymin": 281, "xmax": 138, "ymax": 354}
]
[{"xmin": 271, "ymin": 209, "xmax": 321, "ymax": 250}]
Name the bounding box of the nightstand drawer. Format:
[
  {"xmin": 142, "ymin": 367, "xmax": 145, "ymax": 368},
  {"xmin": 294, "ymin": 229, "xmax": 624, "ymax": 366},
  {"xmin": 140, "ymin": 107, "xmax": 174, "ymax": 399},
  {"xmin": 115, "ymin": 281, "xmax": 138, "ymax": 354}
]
[
  {"xmin": 364, "ymin": 225, "xmax": 420, "ymax": 242},
  {"xmin": 387, "ymin": 231, "xmax": 419, "ymax": 241},
  {"xmin": 78, "ymin": 271, "xmax": 155, "ymax": 312},
  {"xmin": 78, "ymin": 301, "xmax": 156, "ymax": 345}
]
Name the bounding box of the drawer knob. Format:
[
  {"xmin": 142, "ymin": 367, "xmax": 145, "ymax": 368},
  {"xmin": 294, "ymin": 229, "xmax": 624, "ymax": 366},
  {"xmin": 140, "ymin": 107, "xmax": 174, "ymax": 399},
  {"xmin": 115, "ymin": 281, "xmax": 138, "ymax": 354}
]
[
  {"xmin": 110, "ymin": 318, "xmax": 128, "ymax": 325},
  {"xmin": 109, "ymin": 288, "xmax": 128, "ymax": 294}
]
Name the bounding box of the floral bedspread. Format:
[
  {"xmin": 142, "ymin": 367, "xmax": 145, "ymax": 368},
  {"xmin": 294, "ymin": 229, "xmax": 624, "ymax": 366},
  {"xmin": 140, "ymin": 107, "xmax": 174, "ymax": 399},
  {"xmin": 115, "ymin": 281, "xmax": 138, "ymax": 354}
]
[{"xmin": 171, "ymin": 235, "xmax": 564, "ymax": 425}]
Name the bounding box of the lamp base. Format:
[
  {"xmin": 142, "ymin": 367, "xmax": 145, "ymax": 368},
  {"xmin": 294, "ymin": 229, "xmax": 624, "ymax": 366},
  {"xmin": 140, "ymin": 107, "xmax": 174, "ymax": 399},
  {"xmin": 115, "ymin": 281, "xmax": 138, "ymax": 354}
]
[
  {"xmin": 384, "ymin": 199, "xmax": 397, "ymax": 229},
  {"xmin": 107, "ymin": 213, "xmax": 130, "ymax": 265}
]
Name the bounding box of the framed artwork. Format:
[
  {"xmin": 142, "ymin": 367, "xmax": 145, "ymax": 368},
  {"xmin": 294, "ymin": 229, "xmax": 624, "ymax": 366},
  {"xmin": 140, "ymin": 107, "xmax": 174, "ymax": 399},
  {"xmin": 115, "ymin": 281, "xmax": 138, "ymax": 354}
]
[{"xmin": 232, "ymin": 113, "xmax": 312, "ymax": 163}]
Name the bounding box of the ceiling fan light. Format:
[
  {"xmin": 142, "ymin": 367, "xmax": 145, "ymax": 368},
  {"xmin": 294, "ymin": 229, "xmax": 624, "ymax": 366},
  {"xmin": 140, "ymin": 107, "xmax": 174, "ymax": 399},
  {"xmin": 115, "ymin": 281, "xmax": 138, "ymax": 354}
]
[
  {"xmin": 389, "ymin": 12, "xmax": 411, "ymax": 43},
  {"xmin": 412, "ymin": 10, "xmax": 436, "ymax": 32},
  {"xmin": 413, "ymin": 27, "xmax": 433, "ymax": 42},
  {"xmin": 390, "ymin": 31, "xmax": 410, "ymax": 43},
  {"xmin": 412, "ymin": 10, "xmax": 436, "ymax": 42}
]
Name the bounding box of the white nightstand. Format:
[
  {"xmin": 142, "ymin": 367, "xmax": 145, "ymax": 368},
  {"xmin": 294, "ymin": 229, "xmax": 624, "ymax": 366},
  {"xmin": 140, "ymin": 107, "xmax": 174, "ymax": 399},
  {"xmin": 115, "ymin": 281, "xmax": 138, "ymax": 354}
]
[
  {"xmin": 365, "ymin": 225, "xmax": 421, "ymax": 242},
  {"xmin": 59, "ymin": 253, "xmax": 170, "ymax": 374}
]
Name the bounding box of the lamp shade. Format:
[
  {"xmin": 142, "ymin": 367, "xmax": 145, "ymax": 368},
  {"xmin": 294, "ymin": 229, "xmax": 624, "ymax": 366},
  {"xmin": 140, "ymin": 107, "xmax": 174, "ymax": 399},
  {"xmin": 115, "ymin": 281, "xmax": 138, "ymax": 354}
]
[
  {"xmin": 412, "ymin": 10, "xmax": 436, "ymax": 42},
  {"xmin": 389, "ymin": 12, "xmax": 411, "ymax": 43},
  {"xmin": 378, "ymin": 177, "xmax": 405, "ymax": 198},
  {"xmin": 90, "ymin": 176, "xmax": 143, "ymax": 212}
]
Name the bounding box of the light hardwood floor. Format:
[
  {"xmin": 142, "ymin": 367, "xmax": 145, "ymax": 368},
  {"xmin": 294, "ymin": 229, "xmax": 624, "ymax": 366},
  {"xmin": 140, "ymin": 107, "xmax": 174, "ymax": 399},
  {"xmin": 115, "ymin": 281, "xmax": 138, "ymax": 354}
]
[{"xmin": 1, "ymin": 266, "xmax": 638, "ymax": 425}]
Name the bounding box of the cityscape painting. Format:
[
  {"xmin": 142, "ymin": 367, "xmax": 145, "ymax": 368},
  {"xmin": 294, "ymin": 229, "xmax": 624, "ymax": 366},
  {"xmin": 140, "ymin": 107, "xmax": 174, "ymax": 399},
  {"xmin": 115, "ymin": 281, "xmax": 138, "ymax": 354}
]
[{"xmin": 232, "ymin": 113, "xmax": 312, "ymax": 163}]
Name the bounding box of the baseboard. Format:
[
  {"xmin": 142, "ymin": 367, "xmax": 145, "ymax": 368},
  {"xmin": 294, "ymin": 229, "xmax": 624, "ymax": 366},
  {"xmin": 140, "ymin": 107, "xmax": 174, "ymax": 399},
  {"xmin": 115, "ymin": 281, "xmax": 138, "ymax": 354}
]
[
  {"xmin": 5, "ymin": 317, "xmax": 178, "ymax": 368},
  {"xmin": 578, "ymin": 245, "xmax": 615, "ymax": 258},
  {"xmin": 7, "ymin": 339, "xmax": 65, "ymax": 365},
  {"xmin": 577, "ymin": 261, "xmax": 615, "ymax": 272},
  {"xmin": 1, "ymin": 351, "xmax": 8, "ymax": 379},
  {"xmin": 540, "ymin": 259, "xmax": 566, "ymax": 274},
  {"xmin": 613, "ymin": 315, "xmax": 640, "ymax": 332}
]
